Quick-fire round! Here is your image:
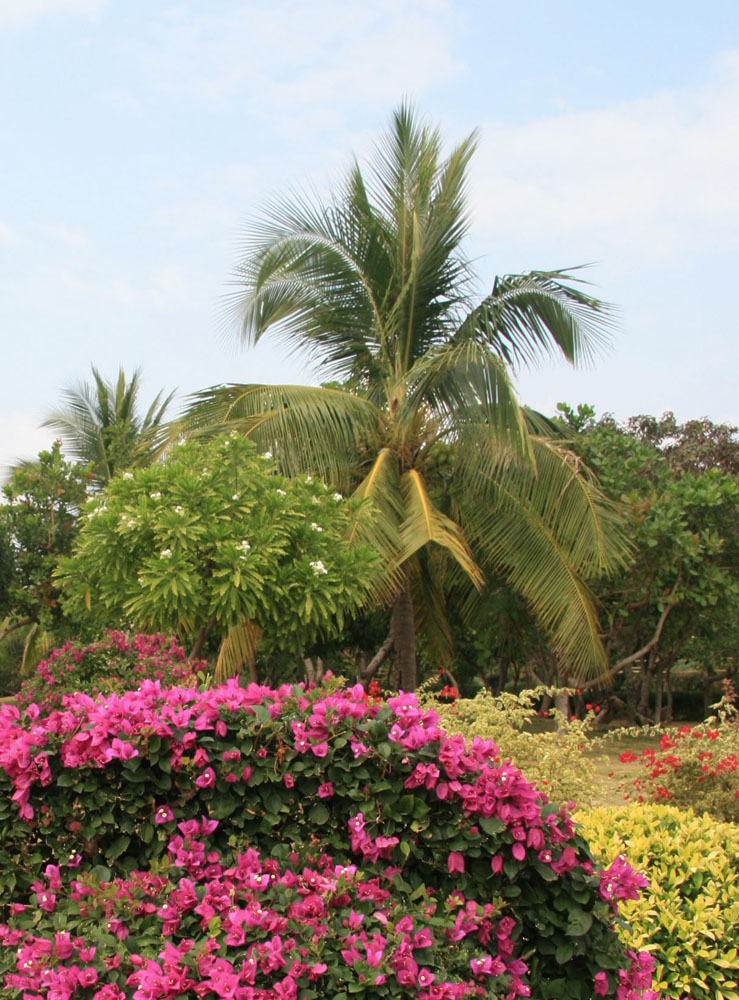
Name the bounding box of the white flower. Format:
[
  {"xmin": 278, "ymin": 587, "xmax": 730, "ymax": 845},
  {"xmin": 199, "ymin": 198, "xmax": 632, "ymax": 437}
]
[
  {"xmin": 333, "ymin": 492, "xmax": 343, "ymax": 502},
  {"xmin": 312, "ymin": 496, "xmax": 320, "ymax": 505},
  {"xmin": 310, "ymin": 560, "xmax": 328, "ymax": 575},
  {"xmin": 177, "ymin": 437, "xmax": 186, "ymax": 446},
  {"xmin": 160, "ymin": 548, "xmax": 172, "ymax": 559},
  {"xmin": 237, "ymin": 539, "xmax": 251, "ymax": 552},
  {"xmin": 150, "ymin": 491, "xmax": 161, "ymax": 500},
  {"xmin": 173, "ymin": 505, "xmax": 184, "ymax": 515},
  {"xmin": 276, "ymin": 488, "xmax": 287, "ymax": 497},
  {"xmin": 123, "ymin": 472, "xmax": 134, "ymax": 479},
  {"xmin": 232, "ymin": 493, "xmax": 240, "ymax": 501},
  {"xmin": 230, "ymin": 430, "xmax": 238, "ymax": 438},
  {"xmin": 305, "ymin": 475, "xmax": 312, "ymax": 483},
  {"xmin": 310, "ymin": 522, "xmax": 323, "ymax": 532},
  {"xmin": 262, "ymin": 451, "xmax": 273, "ymax": 459}
]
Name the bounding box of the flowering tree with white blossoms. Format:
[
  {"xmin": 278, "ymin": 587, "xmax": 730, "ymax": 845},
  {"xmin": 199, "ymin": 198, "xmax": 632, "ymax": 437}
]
[{"xmin": 55, "ymin": 435, "xmax": 377, "ymax": 663}]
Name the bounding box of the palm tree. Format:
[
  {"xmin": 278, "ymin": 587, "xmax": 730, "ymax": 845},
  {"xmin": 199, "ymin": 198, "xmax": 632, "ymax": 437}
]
[
  {"xmin": 185, "ymin": 104, "xmax": 627, "ymax": 689},
  {"xmin": 43, "ymin": 366, "xmax": 175, "ymax": 487}
]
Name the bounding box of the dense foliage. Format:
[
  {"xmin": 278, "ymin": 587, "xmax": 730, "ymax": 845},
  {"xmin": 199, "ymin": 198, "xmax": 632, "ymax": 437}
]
[
  {"xmin": 186, "ymin": 105, "xmax": 626, "ymax": 689},
  {"xmin": 419, "ymin": 686, "xmax": 604, "ymax": 808},
  {"xmin": 555, "ymin": 406, "xmax": 739, "ymax": 722},
  {"xmin": 0, "ymin": 680, "xmax": 656, "ymax": 999},
  {"xmin": 616, "ymin": 683, "xmax": 739, "ymax": 822},
  {"xmin": 56, "ymin": 435, "xmax": 377, "ymax": 659},
  {"xmin": 577, "ymin": 803, "xmax": 739, "ymax": 1000},
  {"xmin": 0, "ymin": 443, "xmax": 89, "ymax": 631},
  {"xmin": 16, "ymin": 632, "xmax": 199, "ymax": 715}
]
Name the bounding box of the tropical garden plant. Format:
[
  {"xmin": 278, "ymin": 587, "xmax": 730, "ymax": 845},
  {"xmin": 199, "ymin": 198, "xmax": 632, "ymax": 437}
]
[
  {"xmin": 0, "ymin": 443, "xmax": 90, "ymax": 679},
  {"xmin": 55, "ymin": 435, "xmax": 377, "ymax": 668},
  {"xmin": 553, "ymin": 406, "xmax": 739, "ymax": 723},
  {"xmin": 419, "ymin": 685, "xmax": 605, "ymax": 808},
  {"xmin": 15, "ymin": 632, "xmax": 200, "ymax": 714},
  {"xmin": 184, "ymin": 104, "xmax": 627, "ymax": 689},
  {"xmin": 614, "ymin": 681, "xmax": 739, "ymax": 822},
  {"xmin": 578, "ymin": 803, "xmax": 739, "ymax": 1000},
  {"xmin": 42, "ymin": 365, "xmax": 175, "ymax": 488},
  {"xmin": 0, "ymin": 676, "xmax": 659, "ymax": 1000}
]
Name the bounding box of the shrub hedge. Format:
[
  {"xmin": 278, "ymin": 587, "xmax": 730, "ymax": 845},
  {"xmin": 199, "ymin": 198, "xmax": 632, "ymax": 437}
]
[
  {"xmin": 0, "ymin": 679, "xmax": 657, "ymax": 1000},
  {"xmin": 16, "ymin": 632, "xmax": 199, "ymax": 714},
  {"xmin": 577, "ymin": 803, "xmax": 739, "ymax": 1000},
  {"xmin": 420, "ymin": 686, "xmax": 604, "ymax": 808}
]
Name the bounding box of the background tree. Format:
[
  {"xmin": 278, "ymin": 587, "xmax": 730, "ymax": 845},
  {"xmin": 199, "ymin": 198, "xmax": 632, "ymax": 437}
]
[
  {"xmin": 56, "ymin": 435, "xmax": 377, "ymax": 669},
  {"xmin": 185, "ymin": 104, "xmax": 626, "ymax": 690},
  {"xmin": 42, "ymin": 365, "xmax": 175, "ymax": 487},
  {"xmin": 556, "ymin": 405, "xmax": 739, "ymax": 721},
  {"xmin": 0, "ymin": 443, "xmax": 90, "ymax": 677}
]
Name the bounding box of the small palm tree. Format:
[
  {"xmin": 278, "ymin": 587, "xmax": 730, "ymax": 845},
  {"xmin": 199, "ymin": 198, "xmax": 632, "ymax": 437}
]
[
  {"xmin": 186, "ymin": 104, "xmax": 627, "ymax": 689},
  {"xmin": 44, "ymin": 366, "xmax": 175, "ymax": 487}
]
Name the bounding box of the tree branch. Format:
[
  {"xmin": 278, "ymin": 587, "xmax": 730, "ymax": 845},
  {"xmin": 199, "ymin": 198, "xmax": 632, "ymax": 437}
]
[
  {"xmin": 0, "ymin": 618, "xmax": 34, "ymax": 645},
  {"xmin": 360, "ymin": 631, "xmax": 394, "ymax": 682},
  {"xmin": 581, "ymin": 579, "xmax": 681, "ymax": 693}
]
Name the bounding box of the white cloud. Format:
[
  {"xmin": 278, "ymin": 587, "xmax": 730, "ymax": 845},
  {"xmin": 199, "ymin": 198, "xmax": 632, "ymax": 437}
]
[
  {"xmin": 140, "ymin": 0, "xmax": 463, "ymax": 109},
  {"xmin": 0, "ymin": 0, "xmax": 105, "ymax": 29},
  {"xmin": 38, "ymin": 222, "xmax": 90, "ymax": 249},
  {"xmin": 471, "ymin": 50, "xmax": 739, "ymax": 261}
]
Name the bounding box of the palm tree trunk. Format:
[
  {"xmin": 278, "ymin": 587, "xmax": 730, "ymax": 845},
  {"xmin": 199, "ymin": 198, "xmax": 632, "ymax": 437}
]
[{"xmin": 391, "ymin": 571, "xmax": 417, "ymax": 691}]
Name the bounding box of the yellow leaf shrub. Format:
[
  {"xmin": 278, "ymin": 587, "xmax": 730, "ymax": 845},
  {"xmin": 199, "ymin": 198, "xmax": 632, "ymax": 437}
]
[{"xmin": 576, "ymin": 803, "xmax": 739, "ymax": 1000}]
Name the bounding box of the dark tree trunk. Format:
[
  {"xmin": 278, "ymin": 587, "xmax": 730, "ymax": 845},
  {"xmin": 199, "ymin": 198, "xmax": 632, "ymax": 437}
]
[
  {"xmin": 664, "ymin": 665, "xmax": 674, "ymax": 723},
  {"xmin": 624, "ymin": 665, "xmax": 639, "ymax": 723},
  {"xmin": 390, "ymin": 571, "xmax": 417, "ymax": 691},
  {"xmin": 653, "ymin": 664, "xmax": 664, "ymax": 725},
  {"xmin": 189, "ymin": 616, "xmax": 217, "ymax": 661}
]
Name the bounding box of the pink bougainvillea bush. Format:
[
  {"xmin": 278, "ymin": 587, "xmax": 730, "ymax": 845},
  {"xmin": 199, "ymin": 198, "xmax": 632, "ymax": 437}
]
[
  {"xmin": 16, "ymin": 633, "xmax": 200, "ymax": 714},
  {"xmin": 0, "ymin": 679, "xmax": 658, "ymax": 1000}
]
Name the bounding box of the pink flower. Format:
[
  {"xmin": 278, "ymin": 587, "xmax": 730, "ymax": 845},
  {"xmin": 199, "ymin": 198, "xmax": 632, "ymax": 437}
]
[
  {"xmin": 317, "ymin": 782, "xmax": 333, "ymax": 798},
  {"xmin": 447, "ymin": 852, "xmax": 465, "ymax": 874},
  {"xmin": 154, "ymin": 805, "xmax": 174, "ymax": 824},
  {"xmin": 311, "ymin": 742, "xmax": 328, "ymax": 757},
  {"xmin": 37, "ymin": 890, "xmax": 56, "ymax": 912},
  {"xmin": 594, "ymin": 971, "xmax": 609, "ymax": 996},
  {"xmin": 283, "ymin": 773, "xmax": 295, "ymax": 788},
  {"xmin": 194, "ymin": 767, "xmax": 216, "ymax": 788}
]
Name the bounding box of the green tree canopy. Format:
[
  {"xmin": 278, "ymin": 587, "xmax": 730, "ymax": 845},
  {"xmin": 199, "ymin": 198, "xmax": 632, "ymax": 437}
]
[
  {"xmin": 56, "ymin": 435, "xmax": 377, "ymax": 662},
  {"xmin": 185, "ymin": 104, "xmax": 627, "ymax": 688},
  {"xmin": 0, "ymin": 443, "xmax": 89, "ymax": 643},
  {"xmin": 556, "ymin": 405, "xmax": 739, "ymax": 720}
]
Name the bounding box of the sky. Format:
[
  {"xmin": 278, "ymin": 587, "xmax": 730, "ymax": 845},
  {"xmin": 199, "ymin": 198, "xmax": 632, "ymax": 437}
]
[{"xmin": 1, "ymin": 0, "xmax": 738, "ymax": 476}]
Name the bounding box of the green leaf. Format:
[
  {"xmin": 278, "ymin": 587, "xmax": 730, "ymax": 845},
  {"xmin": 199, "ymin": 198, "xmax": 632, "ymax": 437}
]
[
  {"xmin": 565, "ymin": 909, "xmax": 593, "ymax": 937},
  {"xmin": 308, "ymin": 803, "xmax": 329, "ymax": 825},
  {"xmin": 106, "ymin": 835, "xmax": 131, "ymax": 860}
]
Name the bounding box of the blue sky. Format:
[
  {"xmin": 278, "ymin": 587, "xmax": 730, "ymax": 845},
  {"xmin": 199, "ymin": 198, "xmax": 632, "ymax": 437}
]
[{"xmin": 1, "ymin": 0, "xmax": 738, "ymax": 473}]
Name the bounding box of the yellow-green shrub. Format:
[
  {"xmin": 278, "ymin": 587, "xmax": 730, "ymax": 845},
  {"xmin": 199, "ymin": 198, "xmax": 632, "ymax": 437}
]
[
  {"xmin": 576, "ymin": 803, "xmax": 739, "ymax": 1000},
  {"xmin": 419, "ymin": 686, "xmax": 605, "ymax": 807}
]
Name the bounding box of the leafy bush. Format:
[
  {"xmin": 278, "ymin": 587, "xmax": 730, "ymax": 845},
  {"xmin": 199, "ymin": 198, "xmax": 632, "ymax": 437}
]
[
  {"xmin": 616, "ymin": 684, "xmax": 739, "ymax": 823},
  {"xmin": 16, "ymin": 632, "xmax": 199, "ymax": 713},
  {"xmin": 0, "ymin": 680, "xmax": 657, "ymax": 999},
  {"xmin": 576, "ymin": 803, "xmax": 739, "ymax": 1000},
  {"xmin": 55, "ymin": 434, "xmax": 377, "ymax": 657},
  {"xmin": 420, "ymin": 686, "xmax": 605, "ymax": 808}
]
